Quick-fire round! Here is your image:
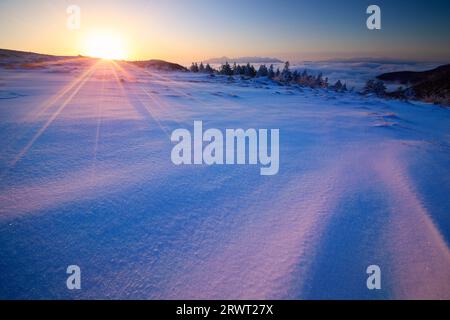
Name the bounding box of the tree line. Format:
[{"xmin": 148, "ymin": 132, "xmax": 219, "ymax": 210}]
[
  {"xmin": 190, "ymin": 61, "xmax": 349, "ymax": 91},
  {"xmin": 190, "ymin": 61, "xmax": 440, "ymax": 104}
]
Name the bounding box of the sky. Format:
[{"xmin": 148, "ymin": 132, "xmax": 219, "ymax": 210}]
[{"xmin": 0, "ymin": 0, "xmax": 449, "ymax": 65}]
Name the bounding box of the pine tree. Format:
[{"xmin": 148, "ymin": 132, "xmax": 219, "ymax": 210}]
[
  {"xmin": 205, "ymin": 63, "xmax": 214, "ymax": 74},
  {"xmin": 239, "ymin": 64, "xmax": 245, "ymax": 75},
  {"xmin": 333, "ymin": 80, "xmax": 343, "ymax": 91},
  {"xmin": 316, "ymin": 72, "xmax": 323, "ymax": 87},
  {"xmin": 268, "ymin": 64, "xmax": 275, "ymax": 79},
  {"xmin": 234, "ymin": 64, "xmax": 242, "ymax": 75},
  {"xmin": 190, "ymin": 62, "xmax": 199, "ymax": 73},
  {"xmin": 220, "ymin": 62, "xmax": 233, "ymax": 76},
  {"xmin": 250, "ymin": 65, "xmax": 257, "ymax": 77},
  {"xmin": 281, "ymin": 61, "xmax": 292, "ymax": 82},
  {"xmin": 363, "ymin": 79, "xmax": 386, "ymax": 96},
  {"xmin": 233, "ymin": 64, "xmax": 238, "ymax": 75},
  {"xmin": 257, "ymin": 64, "xmax": 268, "ymax": 77},
  {"xmin": 244, "ymin": 63, "xmax": 256, "ymax": 77},
  {"xmin": 232, "ymin": 62, "xmax": 237, "ymax": 74},
  {"xmin": 199, "ymin": 62, "xmax": 205, "ymax": 73}
]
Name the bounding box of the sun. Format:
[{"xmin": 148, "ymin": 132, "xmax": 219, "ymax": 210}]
[{"xmin": 83, "ymin": 31, "xmax": 128, "ymax": 60}]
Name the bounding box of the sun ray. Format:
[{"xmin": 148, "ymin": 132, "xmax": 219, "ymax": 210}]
[
  {"xmin": 125, "ymin": 62, "xmax": 191, "ymax": 92},
  {"xmin": 108, "ymin": 60, "xmax": 138, "ymax": 116},
  {"xmin": 111, "ymin": 61, "xmax": 181, "ymax": 121},
  {"xmin": 0, "ymin": 60, "xmax": 98, "ymax": 163},
  {"xmin": 110, "ymin": 60, "xmax": 136, "ymax": 81},
  {"xmin": 123, "ymin": 61, "xmax": 217, "ymax": 110},
  {"xmin": 110, "ymin": 62, "xmax": 171, "ymax": 138},
  {"xmin": 0, "ymin": 61, "xmax": 100, "ymax": 178},
  {"xmin": 138, "ymin": 85, "xmax": 185, "ymax": 126},
  {"xmin": 24, "ymin": 59, "xmax": 98, "ymax": 123},
  {"xmin": 90, "ymin": 62, "xmax": 107, "ymax": 187},
  {"xmin": 1, "ymin": 60, "xmax": 98, "ymax": 151}
]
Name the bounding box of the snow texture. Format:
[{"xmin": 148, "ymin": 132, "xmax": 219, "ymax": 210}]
[{"xmin": 0, "ymin": 60, "xmax": 449, "ymax": 299}]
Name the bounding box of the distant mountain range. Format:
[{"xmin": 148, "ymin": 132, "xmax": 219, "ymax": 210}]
[
  {"xmin": 203, "ymin": 56, "xmax": 283, "ymax": 64},
  {"xmin": 377, "ymin": 64, "xmax": 450, "ymax": 106}
]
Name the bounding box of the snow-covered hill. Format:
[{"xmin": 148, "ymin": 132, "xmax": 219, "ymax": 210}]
[{"xmin": 0, "ymin": 59, "xmax": 449, "ymax": 299}]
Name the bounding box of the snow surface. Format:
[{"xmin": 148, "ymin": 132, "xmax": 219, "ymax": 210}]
[{"xmin": 0, "ymin": 60, "xmax": 449, "ymax": 299}]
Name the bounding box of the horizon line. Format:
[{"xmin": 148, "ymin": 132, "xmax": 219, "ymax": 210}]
[{"xmin": 0, "ymin": 47, "xmax": 448, "ymax": 66}]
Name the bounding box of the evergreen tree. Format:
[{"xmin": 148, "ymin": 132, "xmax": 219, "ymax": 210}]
[
  {"xmin": 234, "ymin": 64, "xmax": 242, "ymax": 75},
  {"xmin": 220, "ymin": 62, "xmax": 233, "ymax": 76},
  {"xmin": 268, "ymin": 64, "xmax": 275, "ymax": 79},
  {"xmin": 257, "ymin": 64, "xmax": 268, "ymax": 77},
  {"xmin": 190, "ymin": 62, "xmax": 199, "ymax": 73},
  {"xmin": 281, "ymin": 61, "xmax": 292, "ymax": 82},
  {"xmin": 205, "ymin": 63, "xmax": 214, "ymax": 74},
  {"xmin": 199, "ymin": 62, "xmax": 205, "ymax": 73},
  {"xmin": 333, "ymin": 80, "xmax": 343, "ymax": 91},
  {"xmin": 250, "ymin": 65, "xmax": 257, "ymax": 77},
  {"xmin": 239, "ymin": 64, "xmax": 245, "ymax": 75},
  {"xmin": 363, "ymin": 79, "xmax": 386, "ymax": 96},
  {"xmin": 315, "ymin": 72, "xmax": 323, "ymax": 87},
  {"xmin": 244, "ymin": 63, "xmax": 256, "ymax": 77}
]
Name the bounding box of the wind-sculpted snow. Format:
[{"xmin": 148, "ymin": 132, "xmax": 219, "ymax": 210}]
[{"xmin": 0, "ymin": 60, "xmax": 449, "ymax": 299}]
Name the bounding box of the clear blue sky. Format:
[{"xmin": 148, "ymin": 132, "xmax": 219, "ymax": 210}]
[{"xmin": 0, "ymin": 0, "xmax": 449, "ymax": 63}]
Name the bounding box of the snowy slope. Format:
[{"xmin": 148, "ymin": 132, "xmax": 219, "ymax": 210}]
[{"xmin": 0, "ymin": 60, "xmax": 449, "ymax": 299}]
